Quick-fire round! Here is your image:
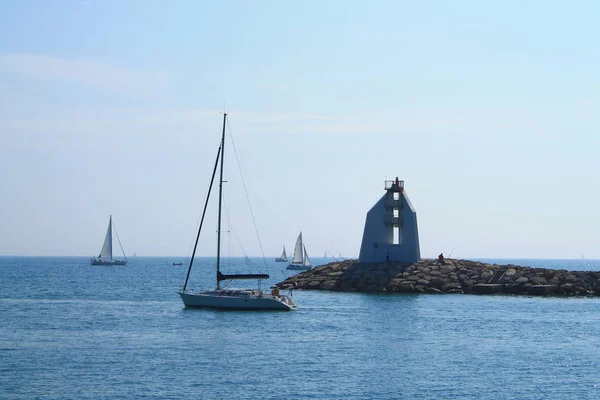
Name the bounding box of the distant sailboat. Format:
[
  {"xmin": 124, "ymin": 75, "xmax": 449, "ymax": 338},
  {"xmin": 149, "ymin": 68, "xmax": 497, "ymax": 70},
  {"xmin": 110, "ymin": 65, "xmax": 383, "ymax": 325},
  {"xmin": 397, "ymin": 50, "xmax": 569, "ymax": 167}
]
[
  {"xmin": 275, "ymin": 245, "xmax": 288, "ymax": 262},
  {"xmin": 90, "ymin": 215, "xmax": 127, "ymax": 266},
  {"xmin": 286, "ymin": 232, "xmax": 312, "ymax": 271},
  {"xmin": 178, "ymin": 113, "xmax": 297, "ymax": 311}
]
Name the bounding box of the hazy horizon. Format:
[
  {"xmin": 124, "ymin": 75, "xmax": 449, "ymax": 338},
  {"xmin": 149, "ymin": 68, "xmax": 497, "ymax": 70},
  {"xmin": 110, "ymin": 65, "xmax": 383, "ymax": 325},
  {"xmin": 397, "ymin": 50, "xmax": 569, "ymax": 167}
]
[
  {"xmin": 2, "ymin": 1, "xmax": 599, "ymax": 259},
  {"xmin": 0, "ymin": 255, "xmax": 597, "ymax": 262}
]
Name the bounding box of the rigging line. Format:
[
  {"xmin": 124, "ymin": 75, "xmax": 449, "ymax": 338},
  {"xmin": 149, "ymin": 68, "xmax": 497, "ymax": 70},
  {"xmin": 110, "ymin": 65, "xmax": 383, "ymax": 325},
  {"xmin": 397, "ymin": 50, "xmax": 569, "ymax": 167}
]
[
  {"xmin": 322, "ymin": 244, "xmax": 341, "ymax": 261},
  {"xmin": 223, "ymin": 197, "xmax": 262, "ymax": 275},
  {"xmin": 223, "ymin": 141, "xmax": 234, "ymax": 270},
  {"xmin": 183, "ymin": 133, "xmax": 224, "ymax": 290},
  {"xmin": 223, "ymin": 192, "xmax": 230, "ymax": 270},
  {"xmin": 111, "ymin": 220, "xmax": 127, "ymax": 261},
  {"xmin": 226, "ymin": 118, "xmax": 268, "ymax": 268},
  {"xmin": 182, "ymin": 142, "xmax": 222, "ymax": 293},
  {"xmin": 329, "ymin": 244, "xmax": 345, "ymax": 260},
  {"xmin": 184, "ymin": 172, "xmax": 217, "ymax": 288},
  {"xmin": 224, "ymin": 202, "xmax": 249, "ymax": 257},
  {"xmin": 223, "ymin": 197, "xmax": 249, "ymax": 268}
]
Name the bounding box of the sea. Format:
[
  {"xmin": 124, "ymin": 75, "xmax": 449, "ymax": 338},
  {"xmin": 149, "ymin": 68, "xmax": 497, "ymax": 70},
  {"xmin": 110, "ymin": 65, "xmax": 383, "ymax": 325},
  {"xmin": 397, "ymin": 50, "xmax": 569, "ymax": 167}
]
[{"xmin": 1, "ymin": 256, "xmax": 600, "ymax": 400}]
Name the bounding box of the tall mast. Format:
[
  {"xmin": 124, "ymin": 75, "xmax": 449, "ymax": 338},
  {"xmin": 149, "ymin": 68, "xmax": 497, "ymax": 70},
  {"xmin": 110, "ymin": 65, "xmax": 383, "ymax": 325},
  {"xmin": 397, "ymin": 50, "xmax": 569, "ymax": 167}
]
[
  {"xmin": 108, "ymin": 215, "xmax": 113, "ymax": 261},
  {"xmin": 182, "ymin": 142, "xmax": 221, "ymax": 292},
  {"xmin": 216, "ymin": 113, "xmax": 227, "ymax": 290}
]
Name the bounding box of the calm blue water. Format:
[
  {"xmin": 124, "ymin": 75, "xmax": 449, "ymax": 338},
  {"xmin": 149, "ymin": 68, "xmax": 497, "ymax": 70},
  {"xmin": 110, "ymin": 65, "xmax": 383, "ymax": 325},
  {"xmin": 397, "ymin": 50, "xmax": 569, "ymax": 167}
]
[{"xmin": 2, "ymin": 256, "xmax": 600, "ymax": 399}]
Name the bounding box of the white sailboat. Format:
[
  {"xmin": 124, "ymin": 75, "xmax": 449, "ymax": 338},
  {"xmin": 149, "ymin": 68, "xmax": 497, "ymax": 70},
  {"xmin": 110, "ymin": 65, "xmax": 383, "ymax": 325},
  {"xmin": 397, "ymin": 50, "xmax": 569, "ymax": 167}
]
[
  {"xmin": 90, "ymin": 215, "xmax": 127, "ymax": 266},
  {"xmin": 178, "ymin": 113, "xmax": 298, "ymax": 311},
  {"xmin": 286, "ymin": 232, "xmax": 312, "ymax": 271},
  {"xmin": 275, "ymin": 245, "xmax": 288, "ymax": 262}
]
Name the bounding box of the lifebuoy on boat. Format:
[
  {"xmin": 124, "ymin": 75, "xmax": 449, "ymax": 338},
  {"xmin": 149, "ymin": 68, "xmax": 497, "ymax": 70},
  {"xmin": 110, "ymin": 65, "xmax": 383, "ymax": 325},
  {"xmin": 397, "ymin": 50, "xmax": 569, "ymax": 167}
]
[{"xmin": 271, "ymin": 288, "xmax": 280, "ymax": 297}]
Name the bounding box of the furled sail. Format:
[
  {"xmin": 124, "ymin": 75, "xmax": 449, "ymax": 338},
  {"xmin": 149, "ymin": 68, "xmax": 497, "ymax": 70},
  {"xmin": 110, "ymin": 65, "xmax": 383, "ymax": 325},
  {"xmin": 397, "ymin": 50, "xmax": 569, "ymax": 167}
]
[{"xmin": 217, "ymin": 271, "xmax": 269, "ymax": 281}]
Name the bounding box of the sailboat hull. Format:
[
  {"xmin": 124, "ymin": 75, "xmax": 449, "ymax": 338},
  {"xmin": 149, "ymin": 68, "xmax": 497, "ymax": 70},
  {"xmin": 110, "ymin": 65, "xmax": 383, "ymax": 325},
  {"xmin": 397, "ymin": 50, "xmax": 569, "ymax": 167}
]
[
  {"xmin": 275, "ymin": 258, "xmax": 288, "ymax": 262},
  {"xmin": 286, "ymin": 264, "xmax": 311, "ymax": 271},
  {"xmin": 179, "ymin": 290, "xmax": 297, "ymax": 311},
  {"xmin": 90, "ymin": 259, "xmax": 127, "ymax": 266}
]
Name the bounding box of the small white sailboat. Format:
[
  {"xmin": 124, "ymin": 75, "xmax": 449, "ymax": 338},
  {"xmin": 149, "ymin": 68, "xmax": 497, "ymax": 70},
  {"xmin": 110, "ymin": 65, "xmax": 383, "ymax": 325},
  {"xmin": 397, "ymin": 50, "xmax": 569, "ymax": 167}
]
[
  {"xmin": 275, "ymin": 245, "xmax": 288, "ymax": 262},
  {"xmin": 286, "ymin": 232, "xmax": 312, "ymax": 271},
  {"xmin": 90, "ymin": 215, "xmax": 127, "ymax": 266},
  {"xmin": 179, "ymin": 113, "xmax": 297, "ymax": 311}
]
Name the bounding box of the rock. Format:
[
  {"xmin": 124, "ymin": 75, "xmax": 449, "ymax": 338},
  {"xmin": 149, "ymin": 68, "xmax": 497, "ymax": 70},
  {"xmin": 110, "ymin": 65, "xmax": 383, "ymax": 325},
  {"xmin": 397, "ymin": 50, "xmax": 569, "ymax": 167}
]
[
  {"xmin": 396, "ymin": 282, "xmax": 415, "ymax": 292},
  {"xmin": 481, "ymin": 271, "xmax": 493, "ymax": 281},
  {"xmin": 442, "ymin": 282, "xmax": 462, "ymax": 291},
  {"xmin": 565, "ymin": 274, "xmax": 578, "ymax": 283},
  {"xmin": 320, "ymin": 280, "xmax": 338, "ymax": 290},
  {"xmin": 429, "ymin": 277, "xmax": 445, "ymax": 289},
  {"xmin": 274, "ymin": 259, "xmax": 600, "ymax": 297},
  {"xmin": 440, "ymin": 265, "xmax": 456, "ymax": 273},
  {"xmin": 529, "ymin": 276, "xmax": 547, "ymax": 285}
]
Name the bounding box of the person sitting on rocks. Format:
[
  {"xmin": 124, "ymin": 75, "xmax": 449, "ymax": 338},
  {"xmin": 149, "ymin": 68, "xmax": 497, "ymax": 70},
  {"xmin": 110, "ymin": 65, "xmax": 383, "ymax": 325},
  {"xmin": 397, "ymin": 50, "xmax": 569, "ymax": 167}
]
[{"xmin": 437, "ymin": 253, "xmax": 445, "ymax": 265}]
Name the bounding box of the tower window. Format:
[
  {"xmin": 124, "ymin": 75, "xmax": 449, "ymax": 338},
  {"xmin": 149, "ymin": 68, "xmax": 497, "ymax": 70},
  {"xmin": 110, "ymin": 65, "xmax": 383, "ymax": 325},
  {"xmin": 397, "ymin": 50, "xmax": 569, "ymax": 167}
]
[{"xmin": 393, "ymin": 226, "xmax": 400, "ymax": 244}]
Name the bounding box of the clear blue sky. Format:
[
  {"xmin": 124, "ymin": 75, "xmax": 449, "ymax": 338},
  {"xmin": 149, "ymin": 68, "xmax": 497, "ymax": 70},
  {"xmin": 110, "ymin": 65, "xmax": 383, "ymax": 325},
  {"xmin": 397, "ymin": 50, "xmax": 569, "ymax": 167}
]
[{"xmin": 1, "ymin": 0, "xmax": 599, "ymax": 259}]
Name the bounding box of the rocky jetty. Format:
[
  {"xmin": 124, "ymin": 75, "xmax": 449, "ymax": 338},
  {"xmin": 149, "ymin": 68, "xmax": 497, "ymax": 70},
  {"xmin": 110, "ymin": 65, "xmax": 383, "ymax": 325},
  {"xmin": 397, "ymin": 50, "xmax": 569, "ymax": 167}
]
[{"xmin": 276, "ymin": 259, "xmax": 600, "ymax": 296}]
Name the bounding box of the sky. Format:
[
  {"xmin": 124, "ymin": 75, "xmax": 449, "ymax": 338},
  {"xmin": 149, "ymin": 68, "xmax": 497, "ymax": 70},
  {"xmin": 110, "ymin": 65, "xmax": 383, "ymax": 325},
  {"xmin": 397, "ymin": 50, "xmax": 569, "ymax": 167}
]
[{"xmin": 1, "ymin": 0, "xmax": 599, "ymax": 259}]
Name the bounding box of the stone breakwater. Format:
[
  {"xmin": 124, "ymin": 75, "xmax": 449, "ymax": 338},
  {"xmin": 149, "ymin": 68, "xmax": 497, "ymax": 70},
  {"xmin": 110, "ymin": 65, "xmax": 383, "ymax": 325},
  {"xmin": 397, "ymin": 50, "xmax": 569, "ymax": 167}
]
[{"xmin": 276, "ymin": 259, "xmax": 600, "ymax": 296}]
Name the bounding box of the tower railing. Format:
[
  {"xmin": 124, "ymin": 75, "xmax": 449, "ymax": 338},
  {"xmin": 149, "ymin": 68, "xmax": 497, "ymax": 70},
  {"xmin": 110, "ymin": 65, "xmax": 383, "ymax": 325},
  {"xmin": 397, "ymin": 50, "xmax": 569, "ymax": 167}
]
[{"xmin": 385, "ymin": 180, "xmax": 404, "ymax": 191}]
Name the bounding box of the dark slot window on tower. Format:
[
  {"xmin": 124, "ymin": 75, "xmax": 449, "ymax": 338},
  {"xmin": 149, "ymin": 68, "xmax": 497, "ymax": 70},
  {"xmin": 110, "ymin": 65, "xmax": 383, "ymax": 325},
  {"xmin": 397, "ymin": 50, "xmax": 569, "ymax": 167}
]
[{"xmin": 393, "ymin": 226, "xmax": 400, "ymax": 244}]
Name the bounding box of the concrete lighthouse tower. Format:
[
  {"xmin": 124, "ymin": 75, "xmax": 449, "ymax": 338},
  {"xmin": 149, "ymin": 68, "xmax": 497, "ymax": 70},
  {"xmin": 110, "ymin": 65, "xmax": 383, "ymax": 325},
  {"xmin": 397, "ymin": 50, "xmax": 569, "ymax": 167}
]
[{"xmin": 358, "ymin": 177, "xmax": 420, "ymax": 264}]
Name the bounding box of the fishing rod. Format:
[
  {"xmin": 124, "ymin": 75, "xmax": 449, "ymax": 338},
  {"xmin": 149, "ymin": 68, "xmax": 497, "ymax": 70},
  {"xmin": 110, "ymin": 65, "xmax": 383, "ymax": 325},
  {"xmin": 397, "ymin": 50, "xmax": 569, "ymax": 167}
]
[{"xmin": 448, "ymin": 245, "xmax": 458, "ymax": 258}]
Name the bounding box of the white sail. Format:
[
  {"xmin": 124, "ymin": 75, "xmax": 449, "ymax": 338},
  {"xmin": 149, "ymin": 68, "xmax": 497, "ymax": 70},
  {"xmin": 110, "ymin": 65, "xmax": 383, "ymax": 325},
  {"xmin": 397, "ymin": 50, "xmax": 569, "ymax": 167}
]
[
  {"xmin": 286, "ymin": 232, "xmax": 311, "ymax": 270},
  {"xmin": 303, "ymin": 246, "xmax": 312, "ymax": 267},
  {"xmin": 275, "ymin": 244, "xmax": 288, "ymax": 262},
  {"xmin": 90, "ymin": 215, "xmax": 127, "ymax": 266},
  {"xmin": 291, "ymin": 232, "xmax": 304, "ymax": 264},
  {"xmin": 99, "ymin": 216, "xmax": 113, "ymax": 260}
]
